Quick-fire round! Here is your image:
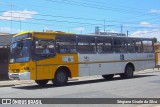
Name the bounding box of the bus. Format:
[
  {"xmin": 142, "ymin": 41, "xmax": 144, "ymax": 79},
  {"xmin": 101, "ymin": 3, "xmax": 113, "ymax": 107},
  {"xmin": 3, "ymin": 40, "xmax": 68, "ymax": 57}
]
[
  {"xmin": 9, "ymin": 31, "xmax": 155, "ymax": 86},
  {"xmin": 154, "ymin": 44, "xmax": 160, "ymax": 69}
]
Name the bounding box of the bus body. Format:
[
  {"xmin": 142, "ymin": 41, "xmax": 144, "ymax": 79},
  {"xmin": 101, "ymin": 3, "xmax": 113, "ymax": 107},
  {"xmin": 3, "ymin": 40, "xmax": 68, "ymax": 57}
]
[
  {"xmin": 9, "ymin": 31, "xmax": 155, "ymax": 86},
  {"xmin": 154, "ymin": 44, "xmax": 160, "ymax": 68}
]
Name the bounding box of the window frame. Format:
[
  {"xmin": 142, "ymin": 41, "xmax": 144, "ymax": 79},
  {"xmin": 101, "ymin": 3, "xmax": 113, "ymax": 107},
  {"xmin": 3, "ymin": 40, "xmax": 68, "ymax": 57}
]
[
  {"xmin": 96, "ymin": 37, "xmax": 113, "ymax": 54},
  {"xmin": 56, "ymin": 35, "xmax": 77, "ymax": 54},
  {"xmin": 77, "ymin": 36, "xmax": 96, "ymax": 54},
  {"xmin": 113, "ymin": 37, "xmax": 127, "ymax": 53},
  {"xmin": 32, "ymin": 38, "xmax": 56, "ymax": 61}
]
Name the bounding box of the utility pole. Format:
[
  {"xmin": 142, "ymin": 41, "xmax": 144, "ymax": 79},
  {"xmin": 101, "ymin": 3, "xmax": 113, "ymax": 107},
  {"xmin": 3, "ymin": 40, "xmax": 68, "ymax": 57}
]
[
  {"xmin": 127, "ymin": 30, "xmax": 129, "ymax": 37},
  {"xmin": 95, "ymin": 26, "xmax": 100, "ymax": 34},
  {"xmin": 104, "ymin": 20, "xmax": 106, "ymax": 32},
  {"xmin": 120, "ymin": 25, "xmax": 123, "ymax": 33},
  {"xmin": 10, "ymin": 4, "xmax": 13, "ymax": 34},
  {"xmin": 19, "ymin": 16, "xmax": 21, "ymax": 32}
]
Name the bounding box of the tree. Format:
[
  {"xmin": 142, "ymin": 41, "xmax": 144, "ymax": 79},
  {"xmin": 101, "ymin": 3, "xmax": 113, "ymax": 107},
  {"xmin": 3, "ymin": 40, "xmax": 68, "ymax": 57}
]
[{"xmin": 153, "ymin": 37, "xmax": 158, "ymax": 43}]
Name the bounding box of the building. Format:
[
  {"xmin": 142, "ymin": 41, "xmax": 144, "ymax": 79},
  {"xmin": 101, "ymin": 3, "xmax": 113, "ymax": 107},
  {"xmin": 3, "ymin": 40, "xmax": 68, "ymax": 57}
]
[{"xmin": 0, "ymin": 33, "xmax": 13, "ymax": 80}]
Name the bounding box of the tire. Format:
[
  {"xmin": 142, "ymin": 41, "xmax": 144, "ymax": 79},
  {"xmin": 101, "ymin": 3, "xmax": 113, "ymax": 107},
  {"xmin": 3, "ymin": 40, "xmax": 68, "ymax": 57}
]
[
  {"xmin": 120, "ymin": 65, "xmax": 134, "ymax": 79},
  {"xmin": 35, "ymin": 80, "xmax": 49, "ymax": 86},
  {"xmin": 102, "ymin": 74, "xmax": 114, "ymax": 80},
  {"xmin": 52, "ymin": 69, "xmax": 68, "ymax": 86}
]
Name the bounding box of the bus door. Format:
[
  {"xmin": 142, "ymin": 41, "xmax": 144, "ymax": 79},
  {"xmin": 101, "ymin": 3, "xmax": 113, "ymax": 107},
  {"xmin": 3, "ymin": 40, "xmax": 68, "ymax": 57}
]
[
  {"xmin": 78, "ymin": 54, "xmax": 90, "ymax": 76},
  {"xmin": 31, "ymin": 33, "xmax": 56, "ymax": 80}
]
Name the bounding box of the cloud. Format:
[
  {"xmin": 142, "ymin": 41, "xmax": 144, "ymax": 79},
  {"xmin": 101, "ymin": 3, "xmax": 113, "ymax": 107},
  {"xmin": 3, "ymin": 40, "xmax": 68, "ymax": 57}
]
[
  {"xmin": 74, "ymin": 27, "xmax": 85, "ymax": 32},
  {"xmin": 149, "ymin": 9, "xmax": 160, "ymax": 14},
  {"xmin": 139, "ymin": 21, "xmax": 155, "ymax": 27},
  {"xmin": 0, "ymin": 10, "xmax": 38, "ymax": 21},
  {"xmin": 0, "ymin": 26, "xmax": 21, "ymax": 34},
  {"xmin": 130, "ymin": 29, "xmax": 160, "ymax": 41}
]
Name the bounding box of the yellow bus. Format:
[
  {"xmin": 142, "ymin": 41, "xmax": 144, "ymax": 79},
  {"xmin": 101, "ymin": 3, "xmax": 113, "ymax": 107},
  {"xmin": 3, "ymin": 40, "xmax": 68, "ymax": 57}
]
[
  {"xmin": 154, "ymin": 44, "xmax": 160, "ymax": 69},
  {"xmin": 9, "ymin": 31, "xmax": 155, "ymax": 86}
]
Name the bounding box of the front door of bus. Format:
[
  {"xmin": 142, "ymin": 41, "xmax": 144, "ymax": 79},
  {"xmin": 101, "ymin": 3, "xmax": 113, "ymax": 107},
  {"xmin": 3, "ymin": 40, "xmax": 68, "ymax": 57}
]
[{"xmin": 32, "ymin": 33, "xmax": 56, "ymax": 80}]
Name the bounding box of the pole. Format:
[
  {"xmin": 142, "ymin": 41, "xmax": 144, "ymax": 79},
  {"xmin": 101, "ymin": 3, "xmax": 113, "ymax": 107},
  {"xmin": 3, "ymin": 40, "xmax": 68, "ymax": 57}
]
[
  {"xmin": 10, "ymin": 4, "xmax": 13, "ymax": 34},
  {"xmin": 121, "ymin": 25, "xmax": 123, "ymax": 33},
  {"xmin": 127, "ymin": 30, "xmax": 129, "ymax": 37},
  {"xmin": 104, "ymin": 20, "xmax": 106, "ymax": 32}
]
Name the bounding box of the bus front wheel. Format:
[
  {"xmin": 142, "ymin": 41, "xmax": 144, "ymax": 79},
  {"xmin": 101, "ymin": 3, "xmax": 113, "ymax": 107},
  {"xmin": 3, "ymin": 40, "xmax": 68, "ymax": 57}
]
[
  {"xmin": 52, "ymin": 69, "xmax": 68, "ymax": 86},
  {"xmin": 35, "ymin": 80, "xmax": 49, "ymax": 86},
  {"xmin": 120, "ymin": 65, "xmax": 134, "ymax": 79}
]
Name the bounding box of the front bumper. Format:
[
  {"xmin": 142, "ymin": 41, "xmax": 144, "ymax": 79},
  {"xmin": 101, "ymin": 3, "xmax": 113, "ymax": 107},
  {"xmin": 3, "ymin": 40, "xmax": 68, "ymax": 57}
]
[{"xmin": 9, "ymin": 72, "xmax": 30, "ymax": 80}]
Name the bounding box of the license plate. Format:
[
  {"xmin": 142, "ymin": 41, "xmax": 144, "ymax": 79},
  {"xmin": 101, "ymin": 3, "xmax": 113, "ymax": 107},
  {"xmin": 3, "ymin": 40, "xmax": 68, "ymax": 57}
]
[{"xmin": 10, "ymin": 74, "xmax": 20, "ymax": 80}]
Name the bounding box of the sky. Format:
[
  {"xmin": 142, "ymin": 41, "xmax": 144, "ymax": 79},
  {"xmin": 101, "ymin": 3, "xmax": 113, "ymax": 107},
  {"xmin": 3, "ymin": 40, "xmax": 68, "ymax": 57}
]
[{"xmin": 0, "ymin": 0, "xmax": 160, "ymax": 41}]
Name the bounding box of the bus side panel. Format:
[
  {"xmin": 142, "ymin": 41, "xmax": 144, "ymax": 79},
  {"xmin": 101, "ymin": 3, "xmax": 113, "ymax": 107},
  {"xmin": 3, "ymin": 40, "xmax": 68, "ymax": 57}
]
[
  {"xmin": 35, "ymin": 54, "xmax": 79, "ymax": 80},
  {"xmin": 37, "ymin": 65, "xmax": 56, "ymax": 80},
  {"xmin": 144, "ymin": 53, "xmax": 155, "ymax": 69},
  {"xmin": 29, "ymin": 61, "xmax": 37, "ymax": 80},
  {"xmin": 78, "ymin": 54, "xmax": 124, "ymax": 76},
  {"xmin": 56, "ymin": 54, "xmax": 79, "ymax": 78},
  {"xmin": 78, "ymin": 54, "xmax": 90, "ymax": 77},
  {"xmin": 78, "ymin": 53, "xmax": 155, "ymax": 77}
]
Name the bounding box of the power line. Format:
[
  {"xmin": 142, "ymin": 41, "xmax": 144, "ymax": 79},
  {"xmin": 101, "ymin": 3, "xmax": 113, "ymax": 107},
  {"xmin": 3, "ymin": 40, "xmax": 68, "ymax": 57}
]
[
  {"xmin": 2, "ymin": 15, "xmax": 160, "ymax": 30},
  {"xmin": 1, "ymin": 0, "xmax": 159, "ymax": 27},
  {"xmin": 46, "ymin": 0, "xmax": 160, "ymax": 17},
  {"xmin": 45, "ymin": 0, "xmax": 142, "ymax": 14},
  {"xmin": 1, "ymin": 9, "xmax": 160, "ymax": 26}
]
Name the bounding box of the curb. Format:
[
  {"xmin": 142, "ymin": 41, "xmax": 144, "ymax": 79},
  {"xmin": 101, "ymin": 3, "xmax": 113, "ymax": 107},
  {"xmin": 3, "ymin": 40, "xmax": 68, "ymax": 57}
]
[
  {"xmin": 0, "ymin": 84, "xmax": 15, "ymax": 87},
  {"xmin": 0, "ymin": 80, "xmax": 35, "ymax": 88}
]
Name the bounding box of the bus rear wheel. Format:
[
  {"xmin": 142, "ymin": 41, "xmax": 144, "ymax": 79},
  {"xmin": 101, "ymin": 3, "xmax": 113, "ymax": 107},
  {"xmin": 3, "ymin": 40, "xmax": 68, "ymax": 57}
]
[
  {"xmin": 52, "ymin": 69, "xmax": 68, "ymax": 86},
  {"xmin": 102, "ymin": 74, "xmax": 114, "ymax": 80},
  {"xmin": 35, "ymin": 80, "xmax": 49, "ymax": 86},
  {"xmin": 120, "ymin": 65, "xmax": 134, "ymax": 79}
]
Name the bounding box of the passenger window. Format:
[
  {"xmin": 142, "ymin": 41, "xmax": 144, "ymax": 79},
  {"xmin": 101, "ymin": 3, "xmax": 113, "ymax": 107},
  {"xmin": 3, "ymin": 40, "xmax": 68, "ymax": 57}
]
[
  {"xmin": 127, "ymin": 39, "xmax": 135, "ymax": 53},
  {"xmin": 32, "ymin": 39, "xmax": 56, "ymax": 60},
  {"xmin": 113, "ymin": 38, "xmax": 127, "ymax": 53},
  {"xmin": 97, "ymin": 37, "xmax": 113, "ymax": 53},
  {"xmin": 78, "ymin": 36, "xmax": 96, "ymax": 53},
  {"xmin": 142, "ymin": 40, "xmax": 153, "ymax": 53},
  {"xmin": 135, "ymin": 39, "xmax": 142, "ymax": 53},
  {"xmin": 56, "ymin": 35, "xmax": 77, "ymax": 54}
]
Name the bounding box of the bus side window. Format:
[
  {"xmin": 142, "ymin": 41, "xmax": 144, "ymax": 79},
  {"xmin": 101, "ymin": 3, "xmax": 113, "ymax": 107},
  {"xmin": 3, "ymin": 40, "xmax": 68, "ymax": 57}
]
[
  {"xmin": 113, "ymin": 38, "xmax": 127, "ymax": 53},
  {"xmin": 97, "ymin": 37, "xmax": 112, "ymax": 53},
  {"xmin": 78, "ymin": 36, "xmax": 96, "ymax": 53},
  {"xmin": 142, "ymin": 40, "xmax": 153, "ymax": 53},
  {"xmin": 32, "ymin": 39, "xmax": 56, "ymax": 60},
  {"xmin": 127, "ymin": 39, "xmax": 135, "ymax": 53},
  {"xmin": 56, "ymin": 35, "xmax": 77, "ymax": 54},
  {"xmin": 135, "ymin": 39, "xmax": 142, "ymax": 53}
]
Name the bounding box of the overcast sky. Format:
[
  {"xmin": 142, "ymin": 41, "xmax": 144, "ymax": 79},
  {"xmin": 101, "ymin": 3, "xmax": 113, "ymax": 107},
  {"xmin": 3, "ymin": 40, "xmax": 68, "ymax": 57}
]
[{"xmin": 0, "ymin": 0, "xmax": 160, "ymax": 40}]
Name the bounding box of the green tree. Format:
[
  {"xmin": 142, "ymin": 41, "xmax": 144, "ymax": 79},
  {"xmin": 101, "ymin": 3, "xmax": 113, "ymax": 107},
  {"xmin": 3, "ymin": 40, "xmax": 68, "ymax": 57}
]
[{"xmin": 153, "ymin": 37, "xmax": 157, "ymax": 43}]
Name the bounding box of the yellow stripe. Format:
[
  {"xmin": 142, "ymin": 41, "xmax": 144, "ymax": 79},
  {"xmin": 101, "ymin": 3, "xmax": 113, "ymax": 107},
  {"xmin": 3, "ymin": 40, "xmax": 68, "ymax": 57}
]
[{"xmin": 37, "ymin": 58, "xmax": 155, "ymax": 66}]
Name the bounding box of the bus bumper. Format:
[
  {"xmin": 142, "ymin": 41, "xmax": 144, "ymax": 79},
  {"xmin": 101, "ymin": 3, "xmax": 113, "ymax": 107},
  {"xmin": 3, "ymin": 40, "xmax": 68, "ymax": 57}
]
[{"xmin": 9, "ymin": 72, "xmax": 30, "ymax": 80}]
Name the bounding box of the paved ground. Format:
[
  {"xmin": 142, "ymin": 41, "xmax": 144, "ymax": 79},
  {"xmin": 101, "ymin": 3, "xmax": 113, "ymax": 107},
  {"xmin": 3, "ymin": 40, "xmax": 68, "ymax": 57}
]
[
  {"xmin": 0, "ymin": 68, "xmax": 160, "ymax": 107},
  {"xmin": 0, "ymin": 68, "xmax": 158, "ymax": 87}
]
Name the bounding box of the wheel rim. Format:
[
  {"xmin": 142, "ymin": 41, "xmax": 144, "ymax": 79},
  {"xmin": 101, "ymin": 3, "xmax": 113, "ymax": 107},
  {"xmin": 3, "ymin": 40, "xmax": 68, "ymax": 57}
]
[
  {"xmin": 57, "ymin": 72, "xmax": 66, "ymax": 83},
  {"xmin": 126, "ymin": 67, "xmax": 133, "ymax": 77}
]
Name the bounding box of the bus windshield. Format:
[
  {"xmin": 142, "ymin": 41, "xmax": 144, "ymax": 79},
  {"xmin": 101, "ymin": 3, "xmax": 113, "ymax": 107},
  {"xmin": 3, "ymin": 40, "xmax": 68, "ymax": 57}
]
[{"xmin": 9, "ymin": 40, "xmax": 31, "ymax": 63}]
